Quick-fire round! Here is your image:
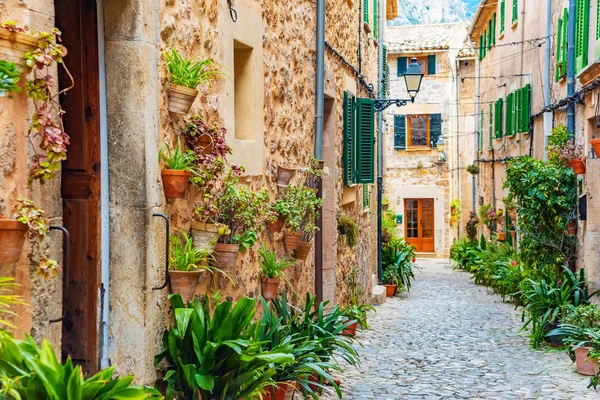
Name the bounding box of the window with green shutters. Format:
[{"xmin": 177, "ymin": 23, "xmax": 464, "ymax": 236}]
[
  {"xmin": 343, "ymin": 92, "xmax": 356, "ymax": 185},
  {"xmin": 494, "ymin": 99, "xmax": 503, "ymax": 138},
  {"xmin": 512, "ymin": 0, "xmax": 518, "ymax": 24},
  {"xmin": 479, "ymin": 110, "xmax": 484, "ymax": 150},
  {"xmin": 374, "ymin": 0, "xmax": 378, "ymax": 39},
  {"xmin": 517, "ymin": 84, "xmax": 531, "ymax": 133},
  {"xmin": 363, "ymin": 0, "xmax": 369, "ymax": 24},
  {"xmin": 382, "ymin": 45, "xmax": 388, "ymax": 98},
  {"xmin": 343, "ymin": 93, "xmax": 375, "ymax": 185},
  {"xmin": 429, "ymin": 114, "xmax": 442, "ymax": 149},
  {"xmin": 487, "ymin": 20, "xmax": 492, "ymax": 50},
  {"xmin": 575, "ymin": 0, "xmax": 590, "ymax": 74},
  {"xmin": 492, "ymin": 13, "xmax": 497, "ymax": 45},
  {"xmin": 515, "ymin": 88, "xmax": 521, "ymax": 133},
  {"xmin": 363, "ymin": 184, "xmax": 370, "ymax": 210},
  {"xmin": 482, "ymin": 32, "xmax": 487, "ymax": 58},
  {"xmin": 479, "ymin": 36, "xmax": 484, "ymax": 60},
  {"xmin": 427, "ymin": 55, "xmax": 437, "ymax": 75},
  {"xmin": 500, "ymin": 0, "xmax": 506, "ymax": 33},
  {"xmin": 397, "ymin": 56, "xmax": 407, "ymax": 76},
  {"xmin": 394, "ymin": 115, "xmax": 406, "ymax": 150},
  {"xmin": 506, "ymin": 92, "xmax": 516, "ymax": 136},
  {"xmin": 489, "ymin": 103, "xmax": 493, "ymax": 149},
  {"xmin": 556, "ymin": 9, "xmax": 568, "ymax": 81},
  {"xmin": 596, "ymin": 0, "xmax": 600, "ymax": 58}
]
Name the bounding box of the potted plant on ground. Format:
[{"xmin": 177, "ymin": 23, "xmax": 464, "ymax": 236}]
[
  {"xmin": 165, "ymin": 48, "xmax": 224, "ymax": 114},
  {"xmin": 503, "ymin": 196, "xmax": 517, "ymax": 221},
  {"xmin": 559, "ymin": 139, "xmax": 586, "ymax": 174},
  {"xmin": 341, "ymin": 269, "xmax": 375, "ymax": 336},
  {"xmin": 381, "ymin": 238, "xmax": 418, "ymax": 296},
  {"xmin": 168, "ymin": 231, "xmax": 225, "ymax": 302},
  {"xmin": 159, "ymin": 137, "xmax": 196, "ymax": 199},
  {"xmin": 258, "ymin": 244, "xmax": 295, "ymax": 300}
]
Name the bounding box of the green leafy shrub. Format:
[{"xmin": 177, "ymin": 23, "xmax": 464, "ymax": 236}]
[
  {"xmin": 0, "ymin": 60, "xmax": 20, "ymax": 96},
  {"xmin": 381, "ymin": 238, "xmax": 418, "ymax": 291},
  {"xmin": 258, "ymin": 244, "xmax": 295, "ymax": 279},
  {"xmin": 337, "ymin": 214, "xmax": 358, "ymax": 248},
  {"xmin": 342, "ymin": 268, "xmax": 375, "ymax": 329},
  {"xmin": 275, "ymin": 185, "xmax": 322, "ymax": 241}
]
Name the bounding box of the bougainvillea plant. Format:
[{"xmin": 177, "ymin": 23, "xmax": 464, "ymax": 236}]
[
  {"xmin": 14, "ymin": 198, "xmax": 59, "ymax": 279},
  {"xmin": 21, "ymin": 27, "xmax": 73, "ymax": 184}
]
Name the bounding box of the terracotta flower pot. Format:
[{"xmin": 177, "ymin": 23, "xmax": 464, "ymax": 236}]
[
  {"xmin": 382, "ymin": 231, "xmax": 392, "ymax": 243},
  {"xmin": 383, "ymin": 284, "xmax": 397, "ymax": 297},
  {"xmin": 272, "ymin": 382, "xmax": 297, "ymax": 400},
  {"xmin": 190, "ymin": 221, "xmax": 219, "ymax": 253},
  {"xmin": 497, "ymin": 232, "xmax": 506, "ymax": 241},
  {"xmin": 284, "ymin": 231, "xmax": 302, "ymax": 251},
  {"xmin": 342, "ymin": 320, "xmax": 358, "ymax": 337},
  {"xmin": 168, "ymin": 270, "xmax": 205, "ymax": 303},
  {"xmin": 261, "ymin": 277, "xmax": 280, "ymax": 300},
  {"xmin": 567, "ymin": 222, "xmax": 577, "ymax": 236},
  {"xmin": 276, "ymin": 165, "xmax": 296, "ymax": 187},
  {"xmin": 293, "ymin": 241, "xmax": 312, "ymax": 261},
  {"xmin": 569, "ymin": 158, "xmax": 586, "ymax": 175},
  {"xmin": 0, "ymin": 29, "xmax": 38, "ymax": 65},
  {"xmin": 509, "ymin": 210, "xmax": 517, "ymax": 221},
  {"xmin": 510, "ymin": 230, "xmax": 516, "ymax": 242},
  {"xmin": 574, "ymin": 346, "xmax": 597, "ymax": 376},
  {"xmin": 212, "ymin": 243, "xmax": 239, "ymax": 272},
  {"xmin": 168, "ymin": 84, "xmax": 199, "ymax": 114},
  {"xmin": 161, "ymin": 169, "xmax": 191, "ymax": 199},
  {"xmin": 0, "ymin": 219, "xmax": 28, "ymax": 264},
  {"xmin": 197, "ymin": 135, "xmax": 214, "ymax": 155},
  {"xmin": 267, "ymin": 214, "xmax": 285, "ymax": 233},
  {"xmin": 382, "ymin": 203, "xmax": 390, "ymax": 211},
  {"xmin": 592, "ymin": 138, "xmax": 600, "ymax": 158}
]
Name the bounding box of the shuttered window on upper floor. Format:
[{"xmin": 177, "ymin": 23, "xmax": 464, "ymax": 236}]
[
  {"xmin": 575, "ymin": 0, "xmax": 590, "ymax": 74},
  {"xmin": 489, "ymin": 103, "xmax": 493, "ymax": 149},
  {"xmin": 500, "ymin": 0, "xmax": 505, "ymax": 33},
  {"xmin": 556, "ymin": 8, "xmax": 568, "ymax": 81},
  {"xmin": 343, "ymin": 92, "xmax": 375, "ymax": 185},
  {"xmin": 596, "ymin": 0, "xmax": 600, "ymax": 58},
  {"xmin": 494, "ymin": 99, "xmax": 503, "ymax": 139},
  {"xmin": 382, "ymin": 45, "xmax": 389, "ymax": 98},
  {"xmin": 512, "ymin": 0, "xmax": 519, "ymax": 24},
  {"xmin": 394, "ymin": 114, "xmax": 442, "ymax": 150}
]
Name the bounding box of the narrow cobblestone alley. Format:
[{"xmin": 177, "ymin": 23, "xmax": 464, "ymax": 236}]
[{"xmin": 324, "ymin": 259, "xmax": 597, "ymax": 400}]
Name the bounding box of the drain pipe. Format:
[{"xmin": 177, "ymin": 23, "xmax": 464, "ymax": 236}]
[
  {"xmin": 543, "ymin": 0, "xmax": 552, "ymax": 158},
  {"xmin": 314, "ymin": 0, "xmax": 325, "ymax": 304},
  {"xmin": 567, "ymin": 0, "xmax": 576, "ymax": 139},
  {"xmin": 376, "ymin": 0, "xmax": 384, "ymax": 282},
  {"xmin": 97, "ymin": 0, "xmax": 111, "ymax": 369}
]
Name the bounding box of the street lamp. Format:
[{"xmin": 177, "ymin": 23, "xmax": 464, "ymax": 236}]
[
  {"xmin": 436, "ymin": 136, "xmax": 446, "ymax": 162},
  {"xmin": 404, "ymin": 57, "xmax": 424, "ymax": 101}
]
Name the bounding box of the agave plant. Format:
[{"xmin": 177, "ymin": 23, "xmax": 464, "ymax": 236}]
[{"xmin": 381, "ymin": 238, "xmax": 419, "ymax": 292}]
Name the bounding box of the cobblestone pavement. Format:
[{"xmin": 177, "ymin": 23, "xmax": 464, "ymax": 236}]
[{"xmin": 321, "ymin": 258, "xmax": 598, "ymax": 400}]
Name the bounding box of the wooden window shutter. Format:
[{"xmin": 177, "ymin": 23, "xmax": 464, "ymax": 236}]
[
  {"xmin": 363, "ymin": 0, "xmax": 369, "ymax": 24},
  {"xmin": 397, "ymin": 57, "xmax": 408, "ymax": 76},
  {"xmin": 343, "ymin": 91, "xmax": 356, "ymax": 185},
  {"xmin": 505, "ymin": 93, "xmax": 513, "ymax": 136},
  {"xmin": 427, "ymin": 55, "xmax": 437, "ymax": 75},
  {"xmin": 500, "ymin": 0, "xmax": 505, "ymax": 33},
  {"xmin": 575, "ymin": 0, "xmax": 590, "ymax": 73},
  {"xmin": 487, "ymin": 20, "xmax": 492, "ymax": 50},
  {"xmin": 374, "ymin": 0, "xmax": 378, "ymax": 38},
  {"xmin": 429, "ymin": 114, "xmax": 442, "ymax": 149},
  {"xmin": 489, "ymin": 103, "xmax": 493, "ymax": 149},
  {"xmin": 382, "ymin": 45, "xmax": 388, "ymax": 98},
  {"xmin": 596, "ymin": 0, "xmax": 600, "ymax": 58},
  {"xmin": 483, "ymin": 32, "xmax": 487, "ymax": 57},
  {"xmin": 363, "ymin": 184, "xmax": 370, "ymax": 210},
  {"xmin": 479, "ymin": 111, "xmax": 484, "ymax": 150},
  {"xmin": 522, "ymin": 84, "xmax": 531, "ymax": 132},
  {"xmin": 556, "ymin": 15, "xmax": 564, "ymax": 81},
  {"xmin": 511, "ymin": 92, "xmax": 517, "ymax": 135},
  {"xmin": 355, "ymin": 98, "xmax": 375, "ymax": 184},
  {"xmin": 492, "ymin": 13, "xmax": 497, "ymax": 45},
  {"xmin": 562, "ymin": 8, "xmax": 569, "ymax": 76},
  {"xmin": 495, "ymin": 99, "xmax": 503, "ymax": 138},
  {"xmin": 479, "ymin": 36, "xmax": 484, "ymax": 60},
  {"xmin": 512, "ymin": 0, "xmax": 518, "ymax": 23},
  {"xmin": 394, "ymin": 115, "xmax": 406, "ymax": 150},
  {"xmin": 515, "ymin": 88, "xmax": 523, "ymax": 132}
]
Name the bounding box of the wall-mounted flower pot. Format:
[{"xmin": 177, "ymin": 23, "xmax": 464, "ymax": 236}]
[
  {"xmin": 510, "ymin": 230, "xmax": 516, "ymax": 242},
  {"xmin": 161, "ymin": 169, "xmax": 191, "ymax": 199},
  {"xmin": 191, "ymin": 221, "xmax": 219, "ymax": 253},
  {"xmin": 497, "ymin": 232, "xmax": 506, "ymax": 241},
  {"xmin": 272, "ymin": 382, "xmax": 297, "ymax": 400},
  {"xmin": 267, "ymin": 214, "xmax": 285, "ymax": 233},
  {"xmin": 276, "ymin": 165, "xmax": 296, "ymax": 187},
  {"xmin": 293, "ymin": 241, "xmax": 312, "ymax": 260},
  {"xmin": 382, "ymin": 203, "xmax": 390, "ymax": 211},
  {"xmin": 574, "ymin": 346, "xmax": 597, "ymax": 376},
  {"xmin": 591, "ymin": 138, "xmax": 600, "ymax": 158},
  {"xmin": 212, "ymin": 243, "xmax": 239, "ymax": 272},
  {"xmin": 569, "ymin": 158, "xmax": 586, "ymax": 175},
  {"xmin": 382, "ymin": 231, "xmax": 392, "ymax": 243},
  {"xmin": 261, "ymin": 277, "xmax": 280, "ymax": 300},
  {"xmin": 168, "ymin": 270, "xmax": 204, "ymax": 303},
  {"xmin": 567, "ymin": 222, "xmax": 577, "ymax": 236},
  {"xmin": 342, "ymin": 320, "xmax": 357, "ymax": 337},
  {"xmin": 0, "ymin": 219, "xmax": 27, "ymax": 264},
  {"xmin": 0, "ymin": 30, "xmax": 38, "ymax": 65},
  {"xmin": 168, "ymin": 84, "xmax": 198, "ymax": 114},
  {"xmin": 197, "ymin": 135, "xmax": 213, "ymax": 155},
  {"xmin": 283, "ymin": 231, "xmax": 302, "ymax": 251},
  {"xmin": 383, "ymin": 284, "xmax": 397, "ymax": 297},
  {"xmin": 509, "ymin": 210, "xmax": 517, "ymax": 221}
]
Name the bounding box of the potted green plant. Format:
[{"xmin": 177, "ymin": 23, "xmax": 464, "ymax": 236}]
[
  {"xmin": 558, "ymin": 139, "xmax": 586, "ymax": 174},
  {"xmin": 0, "ymin": 60, "xmax": 20, "ymax": 97},
  {"xmin": 165, "ymin": 49, "xmax": 223, "ymax": 114},
  {"xmin": 159, "ymin": 137, "xmax": 196, "ymax": 199},
  {"xmin": 503, "ymin": 196, "xmax": 517, "ymax": 221},
  {"xmin": 381, "ymin": 238, "xmax": 418, "ymax": 296},
  {"xmin": 0, "ymin": 21, "xmax": 38, "ymax": 64},
  {"xmin": 382, "ymin": 197, "xmax": 390, "ymax": 211},
  {"xmin": 337, "ymin": 214, "xmax": 358, "ymax": 248},
  {"xmin": 168, "ymin": 231, "xmax": 223, "ymax": 302},
  {"xmin": 591, "ymin": 137, "xmax": 600, "ymax": 158},
  {"xmin": 258, "ymin": 245, "xmax": 295, "ymax": 300},
  {"xmin": 466, "ymin": 163, "xmax": 480, "ymax": 175}
]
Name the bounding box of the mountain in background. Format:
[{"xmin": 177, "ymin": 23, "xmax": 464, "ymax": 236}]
[{"xmin": 388, "ymin": 0, "xmax": 480, "ymax": 26}]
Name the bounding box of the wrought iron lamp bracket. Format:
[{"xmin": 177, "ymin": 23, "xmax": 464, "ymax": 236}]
[{"xmin": 373, "ymin": 98, "xmax": 413, "ymax": 112}]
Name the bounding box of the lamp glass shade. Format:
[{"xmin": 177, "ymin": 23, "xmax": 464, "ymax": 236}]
[
  {"xmin": 404, "ymin": 57, "xmax": 424, "ymax": 98},
  {"xmin": 436, "ymin": 137, "xmax": 445, "ymax": 153}
]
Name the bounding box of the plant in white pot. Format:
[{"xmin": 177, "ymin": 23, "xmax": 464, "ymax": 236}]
[{"xmin": 165, "ymin": 49, "xmax": 224, "ymax": 114}]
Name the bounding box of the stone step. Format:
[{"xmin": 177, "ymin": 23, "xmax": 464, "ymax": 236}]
[{"xmin": 370, "ymin": 284, "xmax": 386, "ymax": 305}]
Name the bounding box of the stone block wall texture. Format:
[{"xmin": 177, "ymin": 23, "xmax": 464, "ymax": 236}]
[{"xmin": 0, "ymin": 0, "xmax": 380, "ymax": 382}]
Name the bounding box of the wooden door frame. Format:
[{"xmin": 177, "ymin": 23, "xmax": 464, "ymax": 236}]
[{"xmin": 404, "ymin": 198, "xmax": 435, "ymax": 252}]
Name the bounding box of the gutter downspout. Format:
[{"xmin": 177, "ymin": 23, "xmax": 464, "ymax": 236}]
[
  {"xmin": 455, "ymin": 60, "xmax": 461, "ymax": 238},
  {"xmin": 474, "ymin": 53, "xmax": 481, "ymax": 212},
  {"xmin": 314, "ymin": 0, "xmax": 325, "ymax": 304},
  {"xmin": 567, "ymin": 0, "xmax": 576, "ymax": 139},
  {"xmin": 543, "ymin": 0, "xmax": 552, "ymax": 159},
  {"xmin": 97, "ymin": 0, "xmax": 111, "ymax": 369},
  {"xmin": 376, "ymin": 0, "xmax": 384, "ymax": 283}
]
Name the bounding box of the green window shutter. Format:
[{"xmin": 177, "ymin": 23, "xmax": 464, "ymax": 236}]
[
  {"xmin": 500, "ymin": 0, "xmax": 505, "ymax": 33},
  {"xmin": 487, "ymin": 20, "xmax": 492, "ymax": 50},
  {"xmin": 429, "ymin": 114, "xmax": 442, "ymax": 149},
  {"xmin": 427, "ymin": 54, "xmax": 437, "ymax": 75},
  {"xmin": 479, "ymin": 111, "xmax": 484, "ymax": 150},
  {"xmin": 382, "ymin": 45, "xmax": 388, "ymax": 98},
  {"xmin": 479, "ymin": 36, "xmax": 484, "ymax": 60},
  {"xmin": 394, "ymin": 115, "xmax": 406, "ymax": 150},
  {"xmin": 505, "ymin": 93, "xmax": 513, "ymax": 136},
  {"xmin": 515, "ymin": 88, "xmax": 522, "ymax": 132},
  {"xmin": 363, "ymin": 184, "xmax": 370, "ymax": 210},
  {"xmin": 489, "ymin": 104, "xmax": 493, "ymax": 149},
  {"xmin": 483, "ymin": 32, "xmax": 487, "ymax": 57},
  {"xmin": 563, "ymin": 8, "xmax": 569, "ymax": 76},
  {"xmin": 355, "ymin": 98, "xmax": 375, "ymax": 184},
  {"xmin": 343, "ymin": 91, "xmax": 356, "ymax": 185},
  {"xmin": 495, "ymin": 99, "xmax": 503, "ymax": 138},
  {"xmin": 363, "ymin": 0, "xmax": 369, "ymax": 24},
  {"xmin": 397, "ymin": 57, "xmax": 408, "ymax": 76},
  {"xmin": 492, "ymin": 13, "xmax": 497, "ymax": 45},
  {"xmin": 575, "ymin": 0, "xmax": 590, "ymax": 73},
  {"xmin": 374, "ymin": 0, "xmax": 378, "ymax": 38},
  {"xmin": 522, "ymin": 84, "xmax": 530, "ymax": 132},
  {"xmin": 512, "ymin": 0, "xmax": 518, "ymax": 23},
  {"xmin": 556, "ymin": 16, "xmax": 564, "ymax": 81},
  {"xmin": 511, "ymin": 92, "xmax": 517, "ymax": 135},
  {"xmin": 596, "ymin": 0, "xmax": 600, "ymax": 58}
]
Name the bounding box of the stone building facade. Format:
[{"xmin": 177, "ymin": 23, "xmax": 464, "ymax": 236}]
[
  {"xmin": 0, "ymin": 0, "xmax": 381, "ymax": 383},
  {"xmin": 383, "ymin": 22, "xmax": 470, "ymax": 257}
]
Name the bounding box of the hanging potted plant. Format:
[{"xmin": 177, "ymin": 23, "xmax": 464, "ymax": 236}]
[
  {"xmin": 275, "ymin": 185, "xmax": 321, "ymax": 255},
  {"xmin": 159, "ymin": 137, "xmax": 196, "ymax": 199},
  {"xmin": 503, "ymin": 196, "xmax": 517, "ymax": 221},
  {"xmin": 0, "ymin": 21, "xmax": 38, "ymax": 64},
  {"xmin": 258, "ymin": 244, "xmax": 294, "ymax": 300},
  {"xmin": 592, "ymin": 137, "xmax": 600, "ymax": 158},
  {"xmin": 276, "ymin": 165, "xmax": 296, "ymax": 187},
  {"xmin": 337, "ymin": 214, "xmax": 358, "ymax": 248},
  {"xmin": 382, "ymin": 197, "xmax": 390, "ymax": 211},
  {"xmin": 497, "ymin": 227, "xmax": 506, "ymax": 242},
  {"xmin": 165, "ymin": 49, "xmax": 224, "ymax": 114},
  {"xmin": 466, "ymin": 163, "xmax": 480, "ymax": 175},
  {"xmin": 168, "ymin": 231, "xmax": 227, "ymax": 302},
  {"xmin": 559, "ymin": 139, "xmax": 586, "ymax": 175}
]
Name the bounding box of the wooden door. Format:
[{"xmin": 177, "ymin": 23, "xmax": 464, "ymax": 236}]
[
  {"xmin": 55, "ymin": 0, "xmax": 101, "ymax": 374},
  {"xmin": 404, "ymin": 199, "xmax": 434, "ymax": 252}
]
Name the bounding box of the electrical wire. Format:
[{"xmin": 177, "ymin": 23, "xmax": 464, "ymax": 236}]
[
  {"xmin": 325, "ymin": 41, "xmax": 376, "ymax": 97},
  {"xmin": 382, "ymin": 36, "xmax": 550, "ymax": 52}
]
